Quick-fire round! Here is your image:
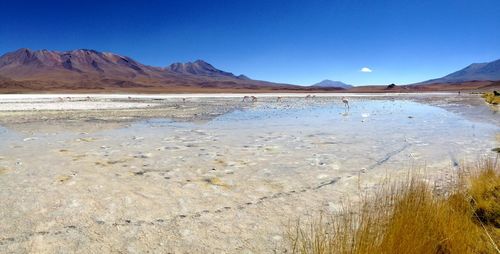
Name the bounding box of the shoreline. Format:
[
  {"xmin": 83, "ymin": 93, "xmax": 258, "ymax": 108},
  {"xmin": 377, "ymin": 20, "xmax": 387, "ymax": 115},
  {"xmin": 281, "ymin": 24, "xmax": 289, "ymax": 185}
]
[
  {"xmin": 0, "ymin": 93, "xmax": 496, "ymax": 127},
  {"xmin": 0, "ymin": 92, "xmax": 460, "ymax": 112},
  {"xmin": 0, "ymin": 92, "xmax": 459, "ymax": 99}
]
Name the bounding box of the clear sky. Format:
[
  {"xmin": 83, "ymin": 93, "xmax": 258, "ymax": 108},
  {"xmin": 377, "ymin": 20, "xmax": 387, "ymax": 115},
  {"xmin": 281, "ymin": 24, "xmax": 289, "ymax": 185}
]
[{"xmin": 1, "ymin": 0, "xmax": 499, "ymax": 85}]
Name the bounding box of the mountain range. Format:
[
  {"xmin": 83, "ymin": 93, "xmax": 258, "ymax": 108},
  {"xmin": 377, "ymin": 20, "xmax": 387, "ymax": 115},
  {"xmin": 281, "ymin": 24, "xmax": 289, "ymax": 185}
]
[
  {"xmin": 0, "ymin": 48, "xmax": 321, "ymax": 92},
  {"xmin": 0, "ymin": 48, "xmax": 499, "ymax": 92}
]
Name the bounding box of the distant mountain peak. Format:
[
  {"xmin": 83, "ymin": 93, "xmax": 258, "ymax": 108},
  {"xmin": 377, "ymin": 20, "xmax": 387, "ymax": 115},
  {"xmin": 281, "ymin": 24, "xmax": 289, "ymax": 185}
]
[
  {"xmin": 193, "ymin": 59, "xmax": 209, "ymax": 64},
  {"xmin": 237, "ymin": 74, "xmax": 250, "ymax": 80},
  {"xmin": 166, "ymin": 59, "xmax": 246, "ymax": 79},
  {"xmin": 419, "ymin": 58, "xmax": 500, "ymax": 84},
  {"xmin": 311, "ymin": 79, "xmax": 352, "ymax": 89}
]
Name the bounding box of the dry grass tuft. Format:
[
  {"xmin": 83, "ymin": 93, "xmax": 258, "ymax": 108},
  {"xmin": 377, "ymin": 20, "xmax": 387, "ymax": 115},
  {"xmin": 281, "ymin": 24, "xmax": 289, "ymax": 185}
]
[
  {"xmin": 287, "ymin": 159, "xmax": 500, "ymax": 254},
  {"xmin": 468, "ymin": 160, "xmax": 500, "ymax": 229},
  {"xmin": 481, "ymin": 92, "xmax": 500, "ymax": 105}
]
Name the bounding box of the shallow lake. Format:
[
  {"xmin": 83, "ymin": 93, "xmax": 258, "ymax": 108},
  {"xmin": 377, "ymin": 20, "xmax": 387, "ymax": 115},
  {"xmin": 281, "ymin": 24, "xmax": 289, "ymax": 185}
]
[{"xmin": 0, "ymin": 94, "xmax": 498, "ymax": 252}]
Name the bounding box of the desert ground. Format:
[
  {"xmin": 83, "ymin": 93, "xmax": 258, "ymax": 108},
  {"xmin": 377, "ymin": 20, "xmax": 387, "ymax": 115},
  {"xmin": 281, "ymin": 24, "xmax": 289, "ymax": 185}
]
[{"xmin": 0, "ymin": 93, "xmax": 498, "ymax": 253}]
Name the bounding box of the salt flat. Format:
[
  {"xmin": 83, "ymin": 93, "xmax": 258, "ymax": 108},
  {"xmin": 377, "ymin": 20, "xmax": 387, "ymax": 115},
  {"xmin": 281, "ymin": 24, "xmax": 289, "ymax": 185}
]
[{"xmin": 0, "ymin": 93, "xmax": 498, "ymax": 253}]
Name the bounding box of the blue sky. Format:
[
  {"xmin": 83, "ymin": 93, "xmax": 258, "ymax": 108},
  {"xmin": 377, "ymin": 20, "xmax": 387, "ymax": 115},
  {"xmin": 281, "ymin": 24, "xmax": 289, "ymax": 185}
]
[{"xmin": 1, "ymin": 0, "xmax": 499, "ymax": 85}]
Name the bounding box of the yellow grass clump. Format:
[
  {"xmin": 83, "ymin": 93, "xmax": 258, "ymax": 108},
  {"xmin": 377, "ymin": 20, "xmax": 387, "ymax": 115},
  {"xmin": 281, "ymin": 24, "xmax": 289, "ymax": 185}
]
[
  {"xmin": 287, "ymin": 159, "xmax": 500, "ymax": 254},
  {"xmin": 482, "ymin": 91, "xmax": 500, "ymax": 105}
]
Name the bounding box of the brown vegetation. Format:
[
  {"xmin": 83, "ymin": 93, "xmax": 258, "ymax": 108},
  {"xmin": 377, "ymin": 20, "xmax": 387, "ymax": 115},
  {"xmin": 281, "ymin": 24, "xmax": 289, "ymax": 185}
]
[
  {"xmin": 287, "ymin": 159, "xmax": 500, "ymax": 254},
  {"xmin": 482, "ymin": 90, "xmax": 500, "ymax": 104}
]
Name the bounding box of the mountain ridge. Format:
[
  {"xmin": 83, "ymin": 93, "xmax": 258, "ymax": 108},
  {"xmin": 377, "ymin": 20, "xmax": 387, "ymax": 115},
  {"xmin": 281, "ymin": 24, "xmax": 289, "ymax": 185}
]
[
  {"xmin": 419, "ymin": 58, "xmax": 500, "ymax": 84},
  {"xmin": 0, "ymin": 48, "xmax": 345, "ymax": 92},
  {"xmin": 0, "ymin": 48, "xmax": 156, "ymax": 80},
  {"xmin": 0, "ymin": 48, "xmax": 256, "ymax": 81},
  {"xmin": 1, "ymin": 48, "xmax": 499, "ymax": 92}
]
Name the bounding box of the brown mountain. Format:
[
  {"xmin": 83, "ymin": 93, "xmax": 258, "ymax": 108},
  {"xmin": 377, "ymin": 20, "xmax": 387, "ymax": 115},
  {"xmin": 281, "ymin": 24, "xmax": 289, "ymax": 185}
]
[
  {"xmin": 0, "ymin": 48, "xmax": 325, "ymax": 93},
  {"xmin": 166, "ymin": 60, "xmax": 250, "ymax": 80},
  {"xmin": 0, "ymin": 48, "xmax": 161, "ymax": 80}
]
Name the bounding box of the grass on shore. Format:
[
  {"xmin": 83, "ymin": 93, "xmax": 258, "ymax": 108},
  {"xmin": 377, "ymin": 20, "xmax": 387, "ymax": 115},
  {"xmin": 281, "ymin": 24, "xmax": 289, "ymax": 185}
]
[
  {"xmin": 287, "ymin": 159, "xmax": 500, "ymax": 254},
  {"xmin": 482, "ymin": 91, "xmax": 500, "ymax": 105}
]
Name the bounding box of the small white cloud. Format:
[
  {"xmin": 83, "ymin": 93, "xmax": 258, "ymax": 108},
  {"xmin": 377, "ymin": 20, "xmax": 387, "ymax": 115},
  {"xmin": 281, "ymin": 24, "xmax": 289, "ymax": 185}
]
[{"xmin": 360, "ymin": 67, "xmax": 372, "ymax": 73}]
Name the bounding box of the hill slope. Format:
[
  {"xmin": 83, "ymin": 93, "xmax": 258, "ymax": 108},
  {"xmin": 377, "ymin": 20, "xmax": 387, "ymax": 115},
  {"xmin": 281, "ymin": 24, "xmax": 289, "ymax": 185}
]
[{"xmin": 420, "ymin": 59, "xmax": 500, "ymax": 84}]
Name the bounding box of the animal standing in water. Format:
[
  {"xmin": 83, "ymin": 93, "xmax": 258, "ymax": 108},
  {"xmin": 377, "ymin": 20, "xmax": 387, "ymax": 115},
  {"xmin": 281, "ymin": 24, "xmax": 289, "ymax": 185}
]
[
  {"xmin": 342, "ymin": 97, "xmax": 349, "ymax": 109},
  {"xmin": 242, "ymin": 96, "xmax": 258, "ymax": 102}
]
